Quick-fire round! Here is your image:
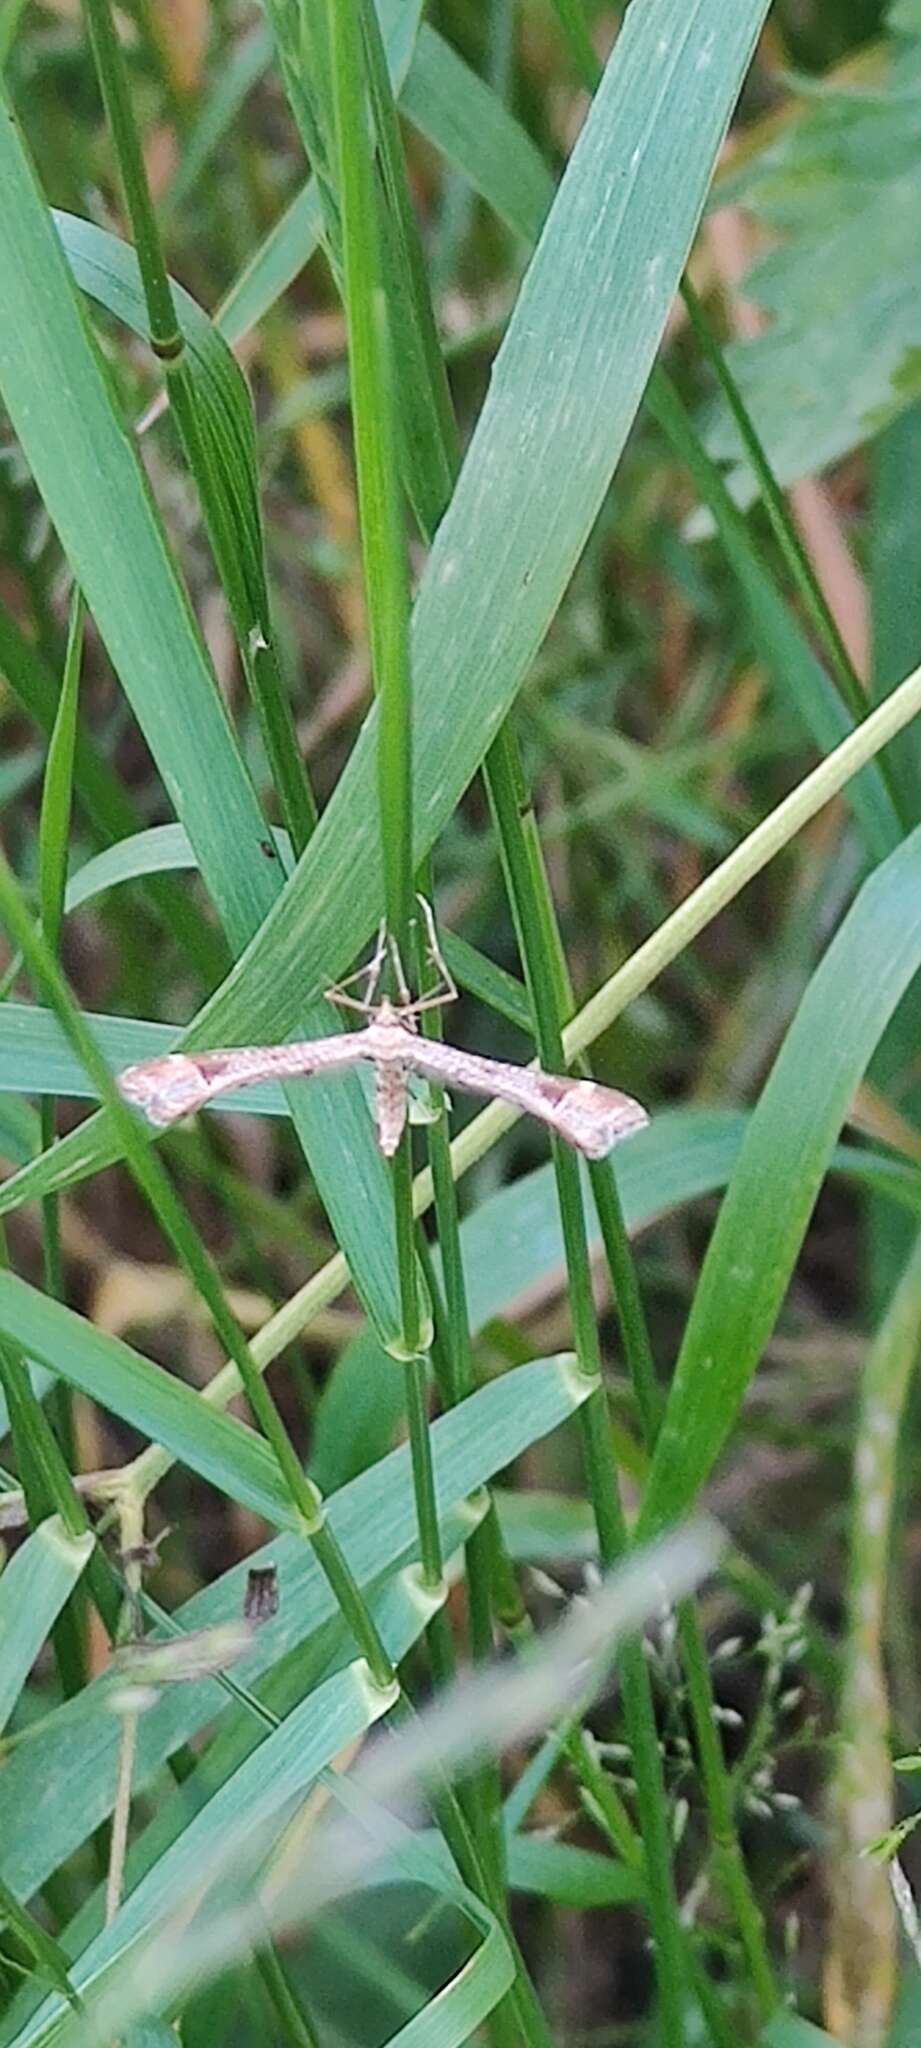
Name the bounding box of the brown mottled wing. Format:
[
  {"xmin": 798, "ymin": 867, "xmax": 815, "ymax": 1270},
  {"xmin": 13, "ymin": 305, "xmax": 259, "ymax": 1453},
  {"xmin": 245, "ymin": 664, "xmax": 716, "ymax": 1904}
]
[
  {"xmin": 406, "ymin": 1042, "xmax": 648, "ymax": 1159},
  {"xmin": 118, "ymin": 1031, "xmax": 373, "ymax": 1127}
]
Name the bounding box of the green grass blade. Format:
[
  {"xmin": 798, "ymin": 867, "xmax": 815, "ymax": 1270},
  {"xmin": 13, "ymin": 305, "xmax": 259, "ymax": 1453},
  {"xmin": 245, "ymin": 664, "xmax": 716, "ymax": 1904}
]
[
  {"xmin": 309, "ymin": 1108, "xmax": 753, "ymax": 1491},
  {"xmin": 361, "ymin": 3, "xmax": 458, "ymax": 539},
  {"xmin": 0, "ymin": 1005, "xmax": 187, "ymax": 1102},
  {"xmin": 0, "ymin": 1000, "xmax": 916, "ymax": 1246},
  {"xmin": 504, "ymin": 1835, "xmax": 642, "ymax": 1909},
  {"xmin": 0, "ymin": 1516, "xmax": 94, "ymax": 1734},
  {"xmin": 0, "ymin": 602, "xmax": 227, "ymax": 984},
  {"xmin": 0, "ymin": 1875, "xmax": 80, "ymax": 2016},
  {"xmin": 53, "ymin": 208, "xmax": 315, "ymax": 855},
  {"xmin": 0, "ymin": 1351, "xmax": 589, "ymax": 1900},
  {"xmin": 37, "ymin": 595, "xmax": 83, "ymax": 959},
  {"xmin": 7, "ymin": 1657, "xmax": 403, "ymax": 2048},
  {"xmin": 647, "ymin": 369, "xmax": 900, "ymax": 861},
  {"xmin": 186, "ymin": 0, "xmax": 773, "ymax": 1055},
  {"xmin": 215, "ymin": 4, "xmax": 553, "ymax": 346},
  {"xmin": 64, "ymin": 821, "xmax": 533, "ymax": 1026},
  {"xmin": 16, "ymin": 1525, "xmax": 715, "ymax": 2046},
  {"xmin": 0, "ymin": 1, "xmax": 770, "ymax": 1241},
  {"xmin": 640, "ymin": 823, "xmax": 921, "ymax": 1536},
  {"xmin": 216, "ymin": 179, "xmax": 325, "ymax": 345},
  {"xmin": 0, "ymin": 150, "xmax": 268, "ymax": 943},
  {"xmin": 0, "ymin": 602, "xmax": 136, "ymax": 847},
  {"xmin": 762, "ymin": 2019, "xmax": 844, "ymax": 2048},
  {"xmin": 43, "ymin": 1544, "xmax": 477, "ymax": 1968},
  {"xmin": 825, "ymin": 1231, "xmax": 921, "ymax": 2039},
  {"xmin": 399, "ymin": 24, "xmax": 553, "ymax": 245},
  {"xmin": 871, "ymin": 406, "xmax": 921, "ymax": 818},
  {"xmin": 161, "ymin": 22, "xmax": 274, "ymax": 218},
  {"xmin": 0, "ymin": 1272, "xmax": 307, "ymax": 1529},
  {"xmin": 0, "ymin": 123, "xmax": 402, "ymax": 1340}
]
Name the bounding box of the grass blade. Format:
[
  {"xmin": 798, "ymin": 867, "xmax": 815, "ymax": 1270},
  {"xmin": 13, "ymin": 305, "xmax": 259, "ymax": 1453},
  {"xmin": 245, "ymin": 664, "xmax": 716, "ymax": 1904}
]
[
  {"xmin": 0, "ymin": 1272, "xmax": 307, "ymax": 1529},
  {"xmin": 641, "ymin": 824, "xmax": 921, "ymax": 1535},
  {"xmin": 0, "ymin": 1351, "xmax": 590, "ymax": 1899},
  {"xmin": 0, "ymin": 1516, "xmax": 94, "ymax": 1734},
  {"xmin": 174, "ymin": 0, "xmax": 774, "ymax": 1054}
]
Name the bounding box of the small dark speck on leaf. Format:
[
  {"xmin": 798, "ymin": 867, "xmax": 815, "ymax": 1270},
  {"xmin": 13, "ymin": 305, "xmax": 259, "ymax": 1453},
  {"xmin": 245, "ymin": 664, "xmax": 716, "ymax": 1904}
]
[{"xmin": 245, "ymin": 1564, "xmax": 279, "ymax": 1624}]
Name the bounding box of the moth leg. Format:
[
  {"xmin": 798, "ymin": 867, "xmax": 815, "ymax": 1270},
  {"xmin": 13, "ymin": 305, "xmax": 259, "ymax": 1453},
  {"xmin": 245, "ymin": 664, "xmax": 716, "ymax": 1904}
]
[
  {"xmin": 410, "ymin": 893, "xmax": 458, "ymax": 1011},
  {"xmin": 363, "ymin": 919, "xmax": 389, "ymax": 1007},
  {"xmin": 386, "ymin": 929, "xmax": 414, "ymax": 1010},
  {"xmin": 326, "ymin": 919, "xmax": 388, "ymax": 1014}
]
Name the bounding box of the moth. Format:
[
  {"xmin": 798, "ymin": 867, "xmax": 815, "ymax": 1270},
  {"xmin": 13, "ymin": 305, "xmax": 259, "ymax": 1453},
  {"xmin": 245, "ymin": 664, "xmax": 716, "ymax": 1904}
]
[{"xmin": 118, "ymin": 905, "xmax": 648, "ymax": 1162}]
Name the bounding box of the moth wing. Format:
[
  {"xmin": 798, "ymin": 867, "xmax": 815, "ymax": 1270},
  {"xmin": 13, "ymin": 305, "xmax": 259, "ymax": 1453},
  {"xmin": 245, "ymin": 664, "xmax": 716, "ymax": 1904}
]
[
  {"xmin": 118, "ymin": 1031, "xmax": 371, "ymax": 1127},
  {"xmin": 407, "ymin": 1041, "xmax": 648, "ymax": 1160}
]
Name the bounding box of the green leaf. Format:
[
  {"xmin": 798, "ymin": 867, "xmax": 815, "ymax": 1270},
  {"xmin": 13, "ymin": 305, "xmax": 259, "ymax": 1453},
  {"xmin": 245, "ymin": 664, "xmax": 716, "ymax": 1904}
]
[
  {"xmin": 51, "ymin": 209, "xmax": 263, "ymax": 616},
  {"xmin": 188, "ymin": 0, "xmax": 774, "ymax": 1058},
  {"xmin": 62, "ymin": 823, "xmax": 533, "ymax": 1027},
  {"xmin": 64, "ymin": 824, "xmax": 218, "ymax": 914},
  {"xmin": 364, "ymin": 1823, "xmax": 644, "ymax": 1909},
  {"xmin": 641, "ymin": 824, "xmax": 921, "ymax": 1536},
  {"xmin": 37, "ymin": 596, "xmax": 83, "ymax": 956},
  {"xmin": 27, "ymin": 1523, "xmax": 713, "ymax": 2047},
  {"xmin": 0, "ymin": 1874, "xmax": 80, "ymax": 2015},
  {"xmin": 0, "ymin": 1002, "xmax": 274, "ymax": 1117},
  {"xmin": 53, "ymin": 207, "xmax": 316, "ymax": 858},
  {"xmin": 161, "ymin": 22, "xmax": 274, "ymax": 218},
  {"xmin": 494, "ymin": 1488, "xmax": 596, "ymax": 1564},
  {"xmin": 0, "ymin": 608, "xmax": 228, "ymax": 989},
  {"xmin": 0, "ymin": 602, "xmax": 140, "ymax": 850},
  {"xmin": 762, "ymin": 2017, "xmax": 845, "ymax": 2048},
  {"xmin": 887, "ymin": 1970, "xmax": 921, "ymax": 2045},
  {"xmin": 0, "ymin": 1536, "xmax": 478, "ymax": 2048},
  {"xmin": 505, "ymin": 1834, "xmax": 642, "ymax": 1909},
  {"xmin": 311, "ymin": 1327, "xmax": 407, "ymax": 1493},
  {"xmin": 215, "ymin": 0, "xmax": 554, "ymax": 347},
  {"xmin": 648, "ymin": 371, "xmax": 900, "ymax": 861},
  {"xmin": 0, "ymin": 1271, "xmax": 307, "ymax": 1530},
  {"xmin": 7, "ymin": 1659, "xmax": 412, "ymax": 2046},
  {"xmin": 399, "ymin": 24, "xmax": 553, "ymax": 246},
  {"xmin": 311, "ymin": 1107, "xmax": 749, "ymax": 1488},
  {"xmin": 0, "ymin": 1, "xmax": 767, "ymax": 1257},
  {"xmin": 871, "ymin": 405, "xmax": 921, "ymax": 822},
  {"xmin": 0, "ymin": 171, "xmax": 266, "ymax": 946},
  {"xmin": 0, "ymin": 1349, "xmax": 590, "ymax": 1903},
  {"xmin": 0, "ymin": 109, "xmax": 404, "ymax": 1343},
  {"xmin": 217, "ymin": 179, "xmax": 324, "ymax": 345},
  {"xmin": 0, "ymin": 1094, "xmax": 40, "ymax": 1167},
  {"xmin": 0, "ymin": 1516, "xmax": 94, "ymax": 1734},
  {"xmin": 312, "ymin": 1110, "xmax": 921, "ymax": 1491}
]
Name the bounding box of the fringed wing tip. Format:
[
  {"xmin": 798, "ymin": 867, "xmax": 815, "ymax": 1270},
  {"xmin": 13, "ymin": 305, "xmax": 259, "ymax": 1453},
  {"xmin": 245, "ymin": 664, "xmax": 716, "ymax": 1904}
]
[
  {"xmin": 561, "ymin": 1080, "xmax": 650, "ymax": 1160},
  {"xmin": 118, "ymin": 1053, "xmax": 207, "ymax": 1127}
]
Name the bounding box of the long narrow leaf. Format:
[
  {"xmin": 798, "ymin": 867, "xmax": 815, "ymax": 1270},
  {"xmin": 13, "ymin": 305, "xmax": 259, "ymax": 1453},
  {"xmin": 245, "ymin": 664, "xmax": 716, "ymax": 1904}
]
[
  {"xmin": 641, "ymin": 825, "xmax": 921, "ymax": 1533},
  {"xmin": 0, "ymin": 111, "xmax": 405, "ymax": 1342},
  {"xmin": 0, "ymin": 1349, "xmax": 591, "ymax": 1901},
  {"xmin": 174, "ymin": 0, "xmax": 774, "ymax": 1056},
  {"xmin": 0, "ymin": 1273, "xmax": 305, "ymax": 1530},
  {"xmin": 0, "ymin": 1516, "xmax": 94, "ymax": 1734}
]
